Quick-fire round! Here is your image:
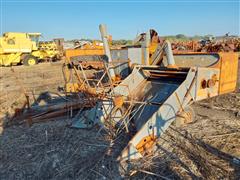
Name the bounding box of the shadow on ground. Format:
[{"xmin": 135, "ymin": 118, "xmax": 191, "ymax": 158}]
[{"xmin": 0, "ymin": 91, "xmax": 240, "ymax": 179}]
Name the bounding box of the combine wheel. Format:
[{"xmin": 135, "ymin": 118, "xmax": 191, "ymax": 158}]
[
  {"xmin": 175, "ymin": 106, "xmax": 195, "ymax": 127},
  {"xmin": 22, "ymin": 55, "xmax": 38, "ymax": 66}
]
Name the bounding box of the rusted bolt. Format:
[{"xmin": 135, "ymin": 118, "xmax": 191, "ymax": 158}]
[
  {"xmin": 201, "ymin": 79, "xmax": 207, "ymax": 89},
  {"xmin": 207, "ymin": 74, "xmax": 218, "ymax": 88},
  {"xmin": 207, "ymin": 79, "xmax": 215, "ymax": 88}
]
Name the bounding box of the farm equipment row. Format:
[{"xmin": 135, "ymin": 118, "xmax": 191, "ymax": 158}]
[{"xmin": 0, "ymin": 32, "xmax": 63, "ymax": 66}]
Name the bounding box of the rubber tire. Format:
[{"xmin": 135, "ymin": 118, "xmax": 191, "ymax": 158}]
[
  {"xmin": 175, "ymin": 106, "xmax": 195, "ymax": 127},
  {"xmin": 22, "ymin": 55, "xmax": 38, "ymax": 66}
]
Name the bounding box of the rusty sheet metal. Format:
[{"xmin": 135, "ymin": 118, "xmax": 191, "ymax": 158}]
[
  {"xmin": 218, "ymin": 52, "xmax": 239, "ymax": 94},
  {"xmin": 10, "ymin": 99, "xmax": 97, "ymax": 127},
  {"xmin": 195, "ymin": 68, "xmax": 220, "ymax": 101},
  {"xmin": 65, "ymin": 49, "xmax": 104, "ymax": 61},
  {"xmin": 171, "ymin": 38, "xmax": 240, "ymax": 53},
  {"xmin": 70, "ymin": 55, "xmax": 107, "ymax": 70},
  {"xmin": 161, "ymin": 52, "xmax": 238, "ymax": 96},
  {"xmin": 162, "ymin": 53, "xmax": 220, "ymax": 67}
]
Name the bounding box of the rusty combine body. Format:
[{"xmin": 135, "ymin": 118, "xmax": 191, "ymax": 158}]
[
  {"xmin": 61, "ymin": 25, "xmax": 239, "ymax": 174},
  {"xmin": 64, "ymin": 28, "xmax": 163, "ymax": 71},
  {"xmin": 65, "ymin": 40, "xmax": 105, "ymax": 60},
  {"xmin": 116, "ymin": 52, "xmax": 238, "ymax": 162},
  {"xmin": 64, "ymin": 37, "xmax": 117, "ymax": 70},
  {"xmin": 12, "ymin": 25, "xmax": 238, "ymax": 176},
  {"xmin": 67, "ymin": 52, "xmax": 238, "ymax": 174},
  {"xmin": 70, "ymin": 55, "xmax": 107, "ymax": 70},
  {"xmin": 64, "ymin": 40, "xmax": 104, "ymax": 71}
]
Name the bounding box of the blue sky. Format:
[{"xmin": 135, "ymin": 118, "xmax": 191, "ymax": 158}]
[{"xmin": 1, "ymin": 0, "xmax": 239, "ymax": 40}]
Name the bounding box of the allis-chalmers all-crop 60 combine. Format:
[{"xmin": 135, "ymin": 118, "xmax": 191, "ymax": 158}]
[{"xmin": 63, "ymin": 25, "xmax": 238, "ymax": 173}]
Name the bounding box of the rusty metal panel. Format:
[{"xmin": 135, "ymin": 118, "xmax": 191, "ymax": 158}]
[
  {"xmin": 65, "ymin": 49, "xmax": 104, "ymax": 60},
  {"xmin": 66, "ymin": 48, "xmax": 143, "ymax": 65},
  {"xmin": 195, "ymin": 68, "xmax": 220, "ymax": 101},
  {"xmin": 218, "ymin": 52, "xmax": 239, "ymax": 94},
  {"xmin": 162, "ymin": 53, "xmax": 220, "ymax": 67}
]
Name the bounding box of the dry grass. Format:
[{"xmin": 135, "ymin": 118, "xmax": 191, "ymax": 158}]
[{"xmin": 0, "ymin": 61, "xmax": 240, "ymax": 179}]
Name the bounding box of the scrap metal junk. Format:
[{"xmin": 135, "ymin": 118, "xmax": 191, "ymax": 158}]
[
  {"xmin": 9, "ymin": 25, "xmax": 238, "ymax": 174},
  {"xmin": 63, "ymin": 25, "xmax": 239, "ymax": 174},
  {"xmin": 171, "ymin": 37, "xmax": 240, "ymax": 53}
]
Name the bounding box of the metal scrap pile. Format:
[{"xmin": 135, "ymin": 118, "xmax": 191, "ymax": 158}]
[
  {"xmin": 198, "ymin": 38, "xmax": 240, "ymax": 52},
  {"xmin": 171, "ymin": 37, "xmax": 240, "ymax": 53},
  {"xmin": 7, "ymin": 92, "xmax": 98, "ymax": 127},
  {"xmin": 171, "ymin": 41, "xmax": 199, "ymax": 52}
]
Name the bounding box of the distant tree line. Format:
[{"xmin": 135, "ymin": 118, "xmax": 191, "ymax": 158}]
[
  {"xmin": 163, "ymin": 34, "xmax": 215, "ymax": 41},
  {"xmin": 65, "ymin": 34, "xmax": 233, "ymax": 45}
]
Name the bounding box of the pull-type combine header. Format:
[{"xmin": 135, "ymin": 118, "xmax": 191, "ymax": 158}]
[{"xmin": 64, "ymin": 25, "xmax": 238, "ymax": 174}]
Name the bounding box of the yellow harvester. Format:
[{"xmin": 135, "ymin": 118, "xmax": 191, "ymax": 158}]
[{"xmin": 0, "ymin": 32, "xmax": 60, "ymax": 66}]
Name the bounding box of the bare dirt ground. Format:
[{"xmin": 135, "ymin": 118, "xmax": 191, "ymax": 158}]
[{"xmin": 0, "ymin": 61, "xmax": 239, "ymax": 179}]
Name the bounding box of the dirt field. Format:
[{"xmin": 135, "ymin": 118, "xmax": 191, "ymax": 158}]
[
  {"xmin": 0, "ymin": 62, "xmax": 65, "ymax": 118},
  {"xmin": 0, "ymin": 61, "xmax": 239, "ymax": 179}
]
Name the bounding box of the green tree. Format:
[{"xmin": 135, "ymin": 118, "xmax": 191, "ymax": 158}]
[{"xmin": 176, "ymin": 34, "xmax": 186, "ymax": 39}]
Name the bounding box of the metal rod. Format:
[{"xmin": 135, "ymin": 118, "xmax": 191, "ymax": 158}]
[
  {"xmin": 99, "ymin": 24, "xmax": 115, "ymax": 79},
  {"xmin": 164, "ymin": 40, "xmax": 175, "ymax": 66},
  {"xmin": 141, "ymin": 31, "xmax": 150, "ymax": 65}
]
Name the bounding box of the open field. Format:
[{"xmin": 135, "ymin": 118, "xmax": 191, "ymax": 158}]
[
  {"xmin": 0, "ymin": 60, "xmax": 239, "ymax": 179},
  {"xmin": 0, "ymin": 62, "xmax": 65, "ymax": 118}
]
